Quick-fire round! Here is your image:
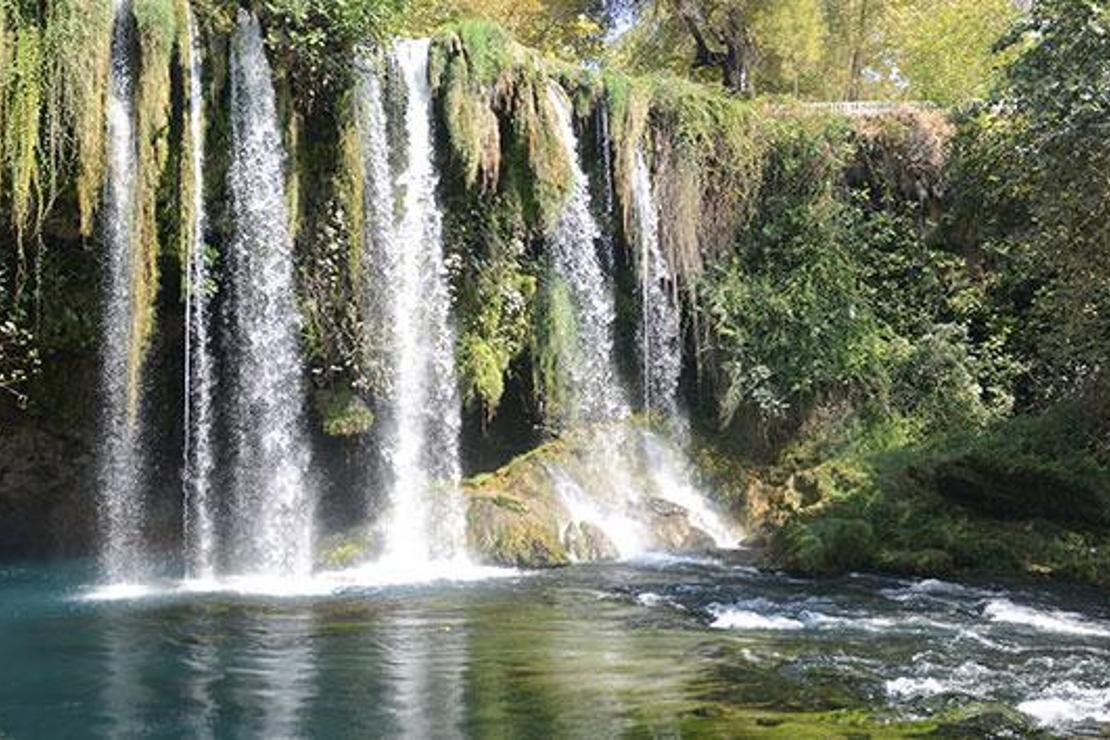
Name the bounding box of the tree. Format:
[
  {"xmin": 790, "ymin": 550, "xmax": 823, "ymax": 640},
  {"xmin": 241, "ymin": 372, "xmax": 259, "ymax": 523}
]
[
  {"xmin": 404, "ymin": 0, "xmax": 601, "ymax": 58},
  {"xmin": 887, "ymin": 0, "xmax": 1018, "ymax": 104},
  {"xmin": 626, "ymin": 0, "xmax": 825, "ymax": 95}
]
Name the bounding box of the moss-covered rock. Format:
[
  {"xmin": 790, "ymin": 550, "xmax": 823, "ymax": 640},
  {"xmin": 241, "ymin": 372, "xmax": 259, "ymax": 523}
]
[
  {"xmin": 314, "ymin": 385, "xmax": 374, "ymax": 437},
  {"xmin": 463, "ymin": 424, "xmax": 733, "ymax": 567},
  {"xmin": 315, "ymin": 525, "xmax": 382, "ymax": 570}
]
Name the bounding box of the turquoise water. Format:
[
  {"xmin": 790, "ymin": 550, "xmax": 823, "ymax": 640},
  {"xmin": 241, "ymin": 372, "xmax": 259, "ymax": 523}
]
[{"xmin": 2, "ymin": 557, "xmax": 1109, "ymax": 737}]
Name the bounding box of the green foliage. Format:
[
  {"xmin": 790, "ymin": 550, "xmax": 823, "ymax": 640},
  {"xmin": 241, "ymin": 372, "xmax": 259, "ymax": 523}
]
[
  {"xmin": 611, "ymin": 0, "xmax": 1016, "ymax": 103},
  {"xmin": 779, "ymin": 516, "xmax": 875, "ymax": 575},
  {"xmin": 453, "ymin": 224, "xmax": 537, "ymax": 417},
  {"xmin": 769, "ymin": 398, "xmax": 1110, "ymax": 586},
  {"xmin": 968, "ymin": 0, "xmax": 1110, "ymax": 408},
  {"xmin": 315, "ymin": 384, "xmax": 375, "ymax": 436},
  {"xmin": 430, "ymin": 20, "xmax": 573, "ymax": 229},
  {"xmin": 703, "ymin": 121, "xmax": 882, "ymax": 423},
  {"xmin": 532, "ymin": 272, "xmax": 578, "ymax": 426},
  {"xmin": 403, "ymin": 0, "xmax": 601, "ymax": 59},
  {"xmin": 297, "ymin": 196, "xmax": 366, "ymax": 393},
  {"xmin": 0, "ymin": 305, "xmax": 39, "ymax": 413},
  {"xmin": 886, "ymin": 0, "xmax": 1017, "ymax": 105},
  {"xmin": 260, "ymin": 0, "xmax": 404, "ymax": 111}
]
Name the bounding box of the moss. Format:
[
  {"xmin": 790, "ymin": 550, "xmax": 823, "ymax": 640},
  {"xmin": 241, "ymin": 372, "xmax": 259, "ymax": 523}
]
[
  {"xmin": 430, "ymin": 20, "xmax": 573, "ymax": 230},
  {"xmin": 316, "ymin": 526, "xmax": 379, "ymax": 569},
  {"xmin": 314, "ymin": 385, "xmax": 374, "ymax": 437},
  {"xmin": 126, "ymin": 0, "xmax": 178, "ymax": 420},
  {"xmin": 4, "ymin": 27, "xmax": 43, "ymax": 244},
  {"xmin": 531, "ymin": 271, "xmax": 578, "ymax": 426},
  {"xmin": 452, "ymin": 217, "xmax": 537, "ymax": 417},
  {"xmin": 176, "ymin": 0, "xmax": 199, "ymax": 298},
  {"xmin": 602, "ymin": 70, "xmax": 648, "ymax": 240},
  {"xmin": 45, "ymin": 0, "xmax": 114, "ymax": 236},
  {"xmin": 467, "ymin": 495, "xmax": 570, "ymax": 568},
  {"xmin": 647, "ymin": 77, "xmax": 765, "ymax": 273},
  {"xmin": 430, "ymin": 22, "xmax": 510, "ymax": 191},
  {"xmin": 338, "ymin": 107, "xmax": 364, "ymax": 287},
  {"xmin": 462, "ymin": 435, "xmax": 578, "ymax": 566}
]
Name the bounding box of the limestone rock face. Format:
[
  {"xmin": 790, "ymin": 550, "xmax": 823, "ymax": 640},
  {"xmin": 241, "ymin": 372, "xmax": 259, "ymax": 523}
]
[
  {"xmin": 462, "ymin": 428, "xmax": 735, "ymax": 568},
  {"xmin": 563, "ymin": 521, "xmax": 619, "ymax": 562}
]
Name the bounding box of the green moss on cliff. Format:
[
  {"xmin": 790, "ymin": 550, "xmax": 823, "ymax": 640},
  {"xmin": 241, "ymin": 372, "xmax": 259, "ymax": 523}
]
[
  {"xmin": 430, "ymin": 20, "xmax": 573, "ymax": 230},
  {"xmin": 764, "ymin": 402, "xmax": 1110, "ymax": 587}
]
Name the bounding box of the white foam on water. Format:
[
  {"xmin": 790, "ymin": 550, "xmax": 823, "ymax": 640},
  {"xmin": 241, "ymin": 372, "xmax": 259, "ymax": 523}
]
[
  {"xmin": 984, "ymin": 598, "xmax": 1110, "ymax": 639},
  {"xmin": 78, "ymin": 563, "xmax": 521, "ymax": 602},
  {"xmin": 322, "ymin": 559, "xmax": 520, "ymax": 590},
  {"xmin": 881, "ymin": 578, "xmax": 990, "ymax": 603},
  {"xmin": 1018, "ymin": 683, "xmax": 1110, "ymax": 727},
  {"xmin": 884, "ymin": 676, "xmax": 949, "ymax": 699},
  {"xmin": 883, "ymin": 661, "xmax": 997, "ymax": 700},
  {"xmin": 708, "ymin": 604, "xmax": 805, "ymax": 631},
  {"xmin": 80, "ymin": 582, "xmax": 161, "ymax": 602}
]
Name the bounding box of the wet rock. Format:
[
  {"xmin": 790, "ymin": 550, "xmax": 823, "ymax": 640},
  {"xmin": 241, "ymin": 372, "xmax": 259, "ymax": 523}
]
[
  {"xmin": 468, "ymin": 493, "xmax": 570, "ymax": 567},
  {"xmin": 563, "ymin": 521, "xmax": 619, "ymax": 562},
  {"xmin": 0, "ymin": 424, "xmax": 97, "ymax": 558},
  {"xmin": 316, "ymin": 526, "xmax": 383, "ymax": 570},
  {"xmin": 931, "ymin": 703, "xmax": 1037, "ymax": 738},
  {"xmin": 649, "ymin": 507, "xmax": 716, "ymax": 552},
  {"xmin": 647, "ymin": 497, "xmax": 687, "ymax": 517},
  {"xmin": 463, "ymin": 426, "xmax": 741, "ymax": 568}
]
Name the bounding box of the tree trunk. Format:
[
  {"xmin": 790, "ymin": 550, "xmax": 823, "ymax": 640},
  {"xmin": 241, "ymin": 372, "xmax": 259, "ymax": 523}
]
[
  {"xmin": 672, "ymin": 0, "xmax": 755, "ymax": 96},
  {"xmin": 846, "ymin": 0, "xmax": 871, "ymax": 101}
]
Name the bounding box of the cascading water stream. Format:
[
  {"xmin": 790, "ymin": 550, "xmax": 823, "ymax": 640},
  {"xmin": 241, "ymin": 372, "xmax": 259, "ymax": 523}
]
[
  {"xmin": 360, "ymin": 40, "xmax": 465, "ymax": 565},
  {"xmin": 227, "ymin": 10, "xmax": 315, "ymax": 577},
  {"xmin": 545, "ymin": 85, "xmax": 736, "ymax": 553},
  {"xmin": 631, "ymin": 147, "xmax": 682, "ymax": 417},
  {"xmin": 97, "ymin": 0, "xmax": 144, "ymax": 584},
  {"xmin": 546, "ymin": 85, "xmax": 630, "ymax": 424},
  {"xmin": 630, "ymin": 146, "xmax": 735, "ymax": 546},
  {"xmin": 182, "ymin": 8, "xmax": 216, "ymax": 581}
]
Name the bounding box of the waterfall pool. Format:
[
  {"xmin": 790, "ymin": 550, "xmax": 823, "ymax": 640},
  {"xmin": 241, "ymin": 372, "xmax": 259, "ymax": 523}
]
[{"xmin": 2, "ymin": 557, "xmax": 1108, "ymax": 736}]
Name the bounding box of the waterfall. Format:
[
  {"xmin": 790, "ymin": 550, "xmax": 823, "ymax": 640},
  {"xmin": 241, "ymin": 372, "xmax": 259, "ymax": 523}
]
[
  {"xmin": 546, "ymin": 85, "xmax": 630, "ymax": 424},
  {"xmin": 543, "ymin": 87, "xmax": 736, "ymax": 553},
  {"xmin": 361, "ymin": 40, "xmax": 465, "ymax": 564},
  {"xmin": 97, "ymin": 0, "xmax": 144, "ymax": 584},
  {"xmin": 631, "ymin": 147, "xmax": 682, "ymax": 416},
  {"xmin": 182, "ymin": 8, "xmax": 216, "ymax": 581},
  {"xmin": 227, "ymin": 10, "xmax": 315, "ymax": 577}
]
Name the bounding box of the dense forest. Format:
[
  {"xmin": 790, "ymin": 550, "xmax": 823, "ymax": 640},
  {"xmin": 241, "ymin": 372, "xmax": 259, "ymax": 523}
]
[{"xmin": 0, "ymin": 0, "xmax": 1108, "ymax": 587}]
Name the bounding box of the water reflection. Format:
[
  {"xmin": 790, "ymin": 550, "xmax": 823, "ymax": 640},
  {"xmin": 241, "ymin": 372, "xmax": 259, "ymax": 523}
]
[
  {"xmin": 100, "ymin": 610, "xmax": 149, "ymax": 737},
  {"xmin": 4, "ymin": 563, "xmax": 1109, "ymax": 736},
  {"xmin": 181, "ymin": 608, "xmax": 219, "ymax": 739},
  {"xmin": 386, "ymin": 608, "xmax": 468, "ymax": 738},
  {"xmin": 233, "ymin": 607, "xmax": 317, "ymax": 737}
]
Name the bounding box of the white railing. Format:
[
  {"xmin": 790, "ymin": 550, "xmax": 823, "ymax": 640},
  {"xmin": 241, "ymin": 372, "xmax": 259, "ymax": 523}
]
[{"xmin": 798, "ymin": 101, "xmax": 938, "ymax": 116}]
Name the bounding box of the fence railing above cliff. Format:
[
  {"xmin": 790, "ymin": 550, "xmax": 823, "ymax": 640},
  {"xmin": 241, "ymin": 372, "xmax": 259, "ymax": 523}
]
[{"xmin": 785, "ymin": 101, "xmax": 939, "ymax": 116}]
